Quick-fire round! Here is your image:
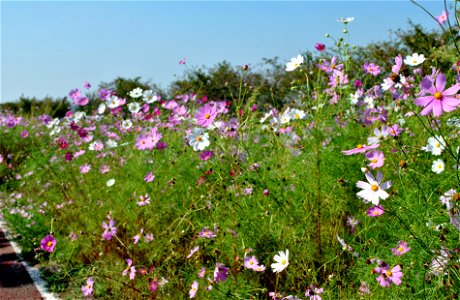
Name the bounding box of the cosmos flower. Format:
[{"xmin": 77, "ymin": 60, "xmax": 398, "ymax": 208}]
[
  {"xmin": 189, "ymin": 281, "xmax": 198, "ymax": 298},
  {"xmin": 195, "ymin": 103, "xmax": 218, "ymax": 127},
  {"xmin": 271, "ymin": 249, "xmax": 289, "ymax": 273},
  {"xmin": 436, "ymin": 10, "xmax": 448, "ymax": 25},
  {"xmin": 286, "ymin": 55, "xmax": 304, "ymax": 72},
  {"xmin": 374, "ymin": 264, "xmax": 403, "ymax": 287},
  {"xmin": 356, "ymin": 171, "xmax": 392, "ymax": 205},
  {"xmin": 102, "ymin": 219, "xmax": 117, "ymax": 240},
  {"xmin": 187, "ymin": 128, "xmax": 210, "ymax": 151},
  {"xmin": 391, "ymin": 241, "xmax": 411, "ymax": 256},
  {"xmin": 421, "ymin": 135, "xmax": 445, "ymax": 156},
  {"xmin": 129, "ymin": 88, "xmax": 143, "ymax": 98},
  {"xmin": 366, "ymin": 205, "xmax": 385, "ymax": 217},
  {"xmin": 81, "ymin": 277, "xmax": 94, "ymax": 297},
  {"xmin": 432, "ymin": 159, "xmax": 445, "ymax": 174},
  {"xmin": 414, "ymin": 73, "xmax": 460, "ymax": 117},
  {"xmin": 122, "ymin": 259, "xmax": 136, "ymax": 280},
  {"xmin": 404, "ymin": 53, "xmax": 426, "ymax": 66},
  {"xmin": 213, "ymin": 263, "xmax": 229, "ymax": 283},
  {"xmin": 40, "ymin": 235, "xmax": 56, "ymax": 252},
  {"xmin": 365, "ymin": 150, "xmax": 385, "ymax": 169}
]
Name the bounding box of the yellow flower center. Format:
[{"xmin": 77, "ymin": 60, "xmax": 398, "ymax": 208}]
[
  {"xmin": 331, "ymin": 64, "xmax": 336, "ymax": 69},
  {"xmin": 371, "ymin": 184, "xmax": 379, "ymax": 192},
  {"xmin": 386, "ymin": 270, "xmax": 393, "ymax": 276},
  {"xmin": 205, "ymin": 113, "xmax": 211, "ymax": 119},
  {"xmin": 371, "ymin": 159, "xmax": 377, "ymax": 163},
  {"xmin": 196, "ymin": 136, "xmax": 202, "ymax": 142},
  {"xmin": 434, "ymin": 92, "xmax": 443, "ymax": 100},
  {"xmin": 435, "ymin": 142, "xmax": 440, "ymax": 148},
  {"xmin": 397, "ymin": 246, "xmax": 404, "ymax": 253},
  {"xmin": 357, "ymin": 144, "xmax": 363, "ymax": 149},
  {"xmin": 281, "ymin": 259, "xmax": 287, "ymax": 265},
  {"xmin": 47, "ymin": 241, "xmax": 53, "ymax": 247}
]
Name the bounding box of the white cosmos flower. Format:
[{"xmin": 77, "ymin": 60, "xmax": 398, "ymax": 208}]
[
  {"xmin": 280, "ymin": 109, "xmax": 292, "ymax": 124},
  {"xmin": 128, "ymin": 102, "xmax": 141, "ymax": 113},
  {"xmin": 107, "ymin": 96, "xmax": 121, "ymax": 109},
  {"xmin": 422, "ymin": 136, "xmax": 445, "ymax": 156},
  {"xmin": 187, "ymin": 128, "xmax": 210, "ymax": 151},
  {"xmin": 432, "ymin": 159, "xmax": 445, "ymax": 174},
  {"xmin": 337, "ymin": 17, "xmax": 354, "ymax": 24},
  {"xmin": 404, "ymin": 53, "xmax": 426, "ymax": 66},
  {"xmin": 271, "ymin": 249, "xmax": 289, "ymax": 273},
  {"xmin": 289, "ymin": 108, "xmax": 306, "ymax": 120},
  {"xmin": 129, "ymin": 87, "xmax": 143, "ymax": 98},
  {"xmin": 121, "ymin": 119, "xmax": 133, "ymax": 130},
  {"xmin": 285, "ymin": 55, "xmax": 304, "ymax": 72},
  {"xmin": 143, "ymin": 90, "xmax": 159, "ymax": 103},
  {"xmin": 98, "ymin": 103, "xmax": 106, "ymax": 114},
  {"xmin": 106, "ymin": 139, "xmax": 118, "ymax": 148},
  {"xmin": 356, "ymin": 171, "xmax": 392, "ymax": 206},
  {"xmin": 106, "ymin": 179, "xmax": 115, "ymax": 187}
]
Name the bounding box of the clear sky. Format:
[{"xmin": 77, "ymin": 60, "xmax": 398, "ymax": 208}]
[{"xmin": 0, "ymin": 1, "xmax": 451, "ymax": 103}]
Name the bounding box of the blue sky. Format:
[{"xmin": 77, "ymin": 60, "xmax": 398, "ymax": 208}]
[{"xmin": 1, "ymin": 1, "xmax": 450, "ymax": 103}]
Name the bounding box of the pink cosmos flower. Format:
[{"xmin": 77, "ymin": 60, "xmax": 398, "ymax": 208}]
[
  {"xmin": 414, "ymin": 73, "xmax": 460, "ymax": 117},
  {"xmin": 365, "ymin": 150, "xmax": 385, "ymax": 169},
  {"xmin": 244, "ymin": 256, "xmax": 259, "ymax": 270},
  {"xmin": 122, "ymin": 259, "xmax": 136, "ymax": 280},
  {"xmin": 387, "ymin": 124, "xmax": 403, "ymax": 137},
  {"xmin": 81, "ymin": 277, "xmax": 94, "ymax": 297},
  {"xmin": 305, "ymin": 284, "xmax": 324, "ymax": 300},
  {"xmin": 40, "ymin": 235, "xmax": 56, "ymax": 252},
  {"xmin": 189, "ymin": 281, "xmax": 198, "ymax": 298},
  {"xmin": 195, "ymin": 103, "xmax": 218, "ymax": 127},
  {"xmin": 179, "ymin": 58, "xmax": 186, "ymax": 65},
  {"xmin": 198, "ymin": 227, "xmax": 216, "ymax": 239},
  {"xmin": 144, "ymin": 172, "xmax": 155, "ymax": 182},
  {"xmin": 342, "ymin": 143, "xmax": 380, "ymax": 155},
  {"xmin": 186, "ymin": 246, "xmax": 199, "ymax": 259},
  {"xmin": 135, "ymin": 127, "xmax": 162, "ymax": 150},
  {"xmin": 80, "ymin": 164, "xmax": 91, "ymax": 174},
  {"xmin": 69, "ymin": 88, "xmax": 81, "ymax": 100},
  {"xmin": 21, "ymin": 130, "xmax": 28, "ymax": 138},
  {"xmin": 83, "ymin": 82, "xmax": 91, "ymax": 89},
  {"xmin": 102, "ymin": 219, "xmax": 117, "ymax": 240},
  {"xmin": 363, "ymin": 62, "xmax": 381, "ymax": 76},
  {"xmin": 374, "ymin": 264, "xmax": 403, "ymax": 287},
  {"xmin": 197, "ymin": 267, "xmax": 206, "ymax": 278},
  {"xmin": 366, "ymin": 205, "xmax": 385, "ymax": 217},
  {"xmin": 391, "ymin": 241, "xmax": 411, "ymax": 256},
  {"xmin": 137, "ymin": 193, "xmax": 150, "ymax": 206},
  {"xmin": 436, "ymin": 10, "xmax": 448, "ymax": 25}
]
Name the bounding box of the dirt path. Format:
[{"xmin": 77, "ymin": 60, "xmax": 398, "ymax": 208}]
[{"xmin": 0, "ymin": 229, "xmax": 43, "ymax": 300}]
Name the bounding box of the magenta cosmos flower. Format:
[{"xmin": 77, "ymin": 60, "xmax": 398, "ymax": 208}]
[
  {"xmin": 414, "ymin": 73, "xmax": 460, "ymax": 117},
  {"xmin": 40, "ymin": 235, "xmax": 57, "ymax": 252},
  {"xmin": 195, "ymin": 103, "xmax": 218, "ymax": 127}
]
